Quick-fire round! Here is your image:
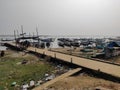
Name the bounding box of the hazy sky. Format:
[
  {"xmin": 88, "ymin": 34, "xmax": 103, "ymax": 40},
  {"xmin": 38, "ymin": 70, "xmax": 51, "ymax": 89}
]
[{"xmin": 0, "ymin": 0, "xmax": 120, "ymax": 36}]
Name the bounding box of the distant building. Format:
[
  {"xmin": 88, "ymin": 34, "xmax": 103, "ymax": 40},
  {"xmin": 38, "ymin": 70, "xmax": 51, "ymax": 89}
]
[
  {"xmin": 107, "ymin": 41, "xmax": 120, "ymax": 47},
  {"xmin": 104, "ymin": 41, "xmax": 120, "ymax": 58}
]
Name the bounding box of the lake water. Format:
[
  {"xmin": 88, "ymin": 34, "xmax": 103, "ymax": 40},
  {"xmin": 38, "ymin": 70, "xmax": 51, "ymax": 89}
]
[
  {"xmin": 0, "ymin": 35, "xmax": 14, "ymax": 50},
  {"xmin": 0, "ymin": 46, "xmax": 7, "ymax": 50}
]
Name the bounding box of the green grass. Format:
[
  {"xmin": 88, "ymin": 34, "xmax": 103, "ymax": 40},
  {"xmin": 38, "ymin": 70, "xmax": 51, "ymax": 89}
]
[{"xmin": 0, "ymin": 54, "xmax": 54, "ymax": 90}]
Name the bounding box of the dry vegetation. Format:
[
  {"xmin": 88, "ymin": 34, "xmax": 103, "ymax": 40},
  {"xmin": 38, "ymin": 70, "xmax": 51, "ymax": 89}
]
[{"xmin": 47, "ymin": 75, "xmax": 120, "ymax": 90}]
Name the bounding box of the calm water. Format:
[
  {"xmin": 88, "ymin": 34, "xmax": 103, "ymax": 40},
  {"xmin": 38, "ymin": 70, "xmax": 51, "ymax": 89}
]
[
  {"xmin": 0, "ymin": 46, "xmax": 7, "ymax": 50},
  {"xmin": 0, "ymin": 35, "xmax": 14, "ymax": 50}
]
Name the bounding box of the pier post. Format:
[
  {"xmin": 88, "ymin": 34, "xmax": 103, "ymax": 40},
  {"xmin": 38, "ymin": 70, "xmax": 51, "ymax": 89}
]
[
  {"xmin": 43, "ymin": 51, "xmax": 45, "ymax": 55},
  {"xmin": 54, "ymin": 53, "xmax": 56, "ymax": 58},
  {"xmin": 71, "ymin": 58, "xmax": 73, "ymax": 63}
]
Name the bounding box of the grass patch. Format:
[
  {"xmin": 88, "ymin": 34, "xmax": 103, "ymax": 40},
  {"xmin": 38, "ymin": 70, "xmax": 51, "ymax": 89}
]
[{"xmin": 0, "ymin": 51, "xmax": 54, "ymax": 90}]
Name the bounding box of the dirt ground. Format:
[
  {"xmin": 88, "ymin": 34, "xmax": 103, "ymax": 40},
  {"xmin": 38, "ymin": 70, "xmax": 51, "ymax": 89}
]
[
  {"xmin": 47, "ymin": 75, "xmax": 120, "ymax": 90},
  {"xmin": 108, "ymin": 56, "xmax": 120, "ymax": 64},
  {"xmin": 1, "ymin": 49, "xmax": 120, "ymax": 90},
  {"xmin": 47, "ymin": 48, "xmax": 120, "ymax": 90},
  {"xmin": 50, "ymin": 48, "xmax": 120, "ymax": 64}
]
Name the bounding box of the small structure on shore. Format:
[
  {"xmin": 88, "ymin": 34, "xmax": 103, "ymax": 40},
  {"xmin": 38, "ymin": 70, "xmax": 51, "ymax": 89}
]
[{"xmin": 104, "ymin": 41, "xmax": 120, "ymax": 58}]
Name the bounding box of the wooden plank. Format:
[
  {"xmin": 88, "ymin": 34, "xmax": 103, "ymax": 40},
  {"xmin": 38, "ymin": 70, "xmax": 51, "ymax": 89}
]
[
  {"xmin": 28, "ymin": 46, "xmax": 120, "ymax": 78},
  {"xmin": 33, "ymin": 68, "xmax": 81, "ymax": 90}
]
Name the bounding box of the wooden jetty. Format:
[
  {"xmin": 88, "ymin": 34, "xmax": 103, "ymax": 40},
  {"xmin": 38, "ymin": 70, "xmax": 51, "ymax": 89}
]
[
  {"xmin": 33, "ymin": 68, "xmax": 81, "ymax": 90},
  {"xmin": 5, "ymin": 43, "xmax": 120, "ymax": 79},
  {"xmin": 28, "ymin": 46, "xmax": 120, "ymax": 78}
]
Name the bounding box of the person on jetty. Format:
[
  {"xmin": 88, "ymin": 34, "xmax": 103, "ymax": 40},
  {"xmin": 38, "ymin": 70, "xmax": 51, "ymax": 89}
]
[{"xmin": 0, "ymin": 50, "xmax": 5, "ymax": 57}]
